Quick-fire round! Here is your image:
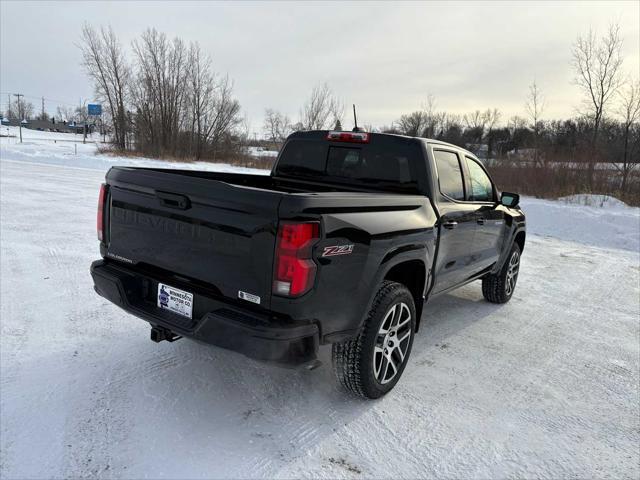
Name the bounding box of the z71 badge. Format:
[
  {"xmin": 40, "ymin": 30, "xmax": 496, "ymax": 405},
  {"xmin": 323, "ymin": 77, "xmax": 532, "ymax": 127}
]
[{"xmin": 322, "ymin": 244, "xmax": 354, "ymax": 257}]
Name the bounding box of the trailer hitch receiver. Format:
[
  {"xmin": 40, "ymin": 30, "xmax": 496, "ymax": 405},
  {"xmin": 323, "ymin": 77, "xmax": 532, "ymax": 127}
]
[{"xmin": 150, "ymin": 326, "xmax": 181, "ymax": 343}]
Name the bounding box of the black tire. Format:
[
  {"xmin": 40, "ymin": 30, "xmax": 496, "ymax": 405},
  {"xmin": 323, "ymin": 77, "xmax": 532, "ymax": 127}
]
[
  {"xmin": 332, "ymin": 281, "xmax": 416, "ymax": 399},
  {"xmin": 482, "ymin": 243, "xmax": 521, "ymax": 304}
]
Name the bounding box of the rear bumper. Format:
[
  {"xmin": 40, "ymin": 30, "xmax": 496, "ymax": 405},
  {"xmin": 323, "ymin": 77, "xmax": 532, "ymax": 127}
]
[{"xmin": 90, "ymin": 259, "xmax": 319, "ymax": 367}]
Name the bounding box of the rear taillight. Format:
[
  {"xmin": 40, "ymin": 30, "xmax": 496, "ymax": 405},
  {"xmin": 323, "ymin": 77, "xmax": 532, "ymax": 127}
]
[
  {"xmin": 326, "ymin": 131, "xmax": 370, "ymax": 143},
  {"xmin": 97, "ymin": 183, "xmax": 106, "ymax": 241},
  {"xmin": 273, "ymin": 222, "xmax": 320, "ymax": 297}
]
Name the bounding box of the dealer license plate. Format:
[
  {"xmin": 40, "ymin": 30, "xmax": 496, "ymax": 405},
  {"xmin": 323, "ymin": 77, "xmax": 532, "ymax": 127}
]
[{"xmin": 157, "ymin": 283, "xmax": 193, "ymax": 319}]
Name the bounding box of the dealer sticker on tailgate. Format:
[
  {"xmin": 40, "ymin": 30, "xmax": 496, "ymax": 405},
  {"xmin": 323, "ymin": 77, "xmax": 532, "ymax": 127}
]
[{"xmin": 157, "ymin": 283, "xmax": 193, "ymax": 319}]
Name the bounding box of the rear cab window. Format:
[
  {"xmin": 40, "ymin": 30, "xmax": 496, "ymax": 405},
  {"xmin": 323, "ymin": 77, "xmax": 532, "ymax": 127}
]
[{"xmin": 275, "ymin": 133, "xmax": 426, "ymax": 193}]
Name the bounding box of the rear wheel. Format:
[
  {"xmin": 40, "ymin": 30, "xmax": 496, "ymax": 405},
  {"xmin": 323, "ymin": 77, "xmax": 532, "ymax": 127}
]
[
  {"xmin": 482, "ymin": 243, "xmax": 521, "ymax": 303},
  {"xmin": 332, "ymin": 281, "xmax": 416, "ymax": 399}
]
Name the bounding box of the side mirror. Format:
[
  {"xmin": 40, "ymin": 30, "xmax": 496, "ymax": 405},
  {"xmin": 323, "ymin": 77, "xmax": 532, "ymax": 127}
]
[{"xmin": 500, "ymin": 192, "xmax": 520, "ymax": 208}]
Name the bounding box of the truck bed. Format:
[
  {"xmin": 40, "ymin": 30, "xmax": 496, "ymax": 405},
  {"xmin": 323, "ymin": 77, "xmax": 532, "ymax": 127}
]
[{"xmin": 103, "ymin": 167, "xmax": 426, "ymax": 313}]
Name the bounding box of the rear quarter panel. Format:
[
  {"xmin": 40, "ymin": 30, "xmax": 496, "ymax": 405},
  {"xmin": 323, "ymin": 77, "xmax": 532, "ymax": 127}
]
[{"xmin": 272, "ymin": 194, "xmax": 438, "ymax": 342}]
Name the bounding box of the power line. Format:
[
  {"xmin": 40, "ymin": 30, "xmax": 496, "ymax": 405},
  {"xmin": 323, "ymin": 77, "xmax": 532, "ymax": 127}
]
[{"xmin": 0, "ymin": 91, "xmax": 84, "ymax": 107}]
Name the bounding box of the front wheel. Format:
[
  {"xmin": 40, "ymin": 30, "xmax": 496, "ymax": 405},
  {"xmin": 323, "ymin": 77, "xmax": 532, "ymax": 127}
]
[
  {"xmin": 482, "ymin": 243, "xmax": 521, "ymax": 303},
  {"xmin": 332, "ymin": 281, "xmax": 416, "ymax": 399}
]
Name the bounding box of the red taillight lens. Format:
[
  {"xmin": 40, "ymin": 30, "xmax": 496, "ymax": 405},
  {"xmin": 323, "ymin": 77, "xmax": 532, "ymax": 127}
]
[
  {"xmin": 273, "ymin": 222, "xmax": 320, "ymax": 297},
  {"xmin": 97, "ymin": 183, "xmax": 106, "ymax": 241},
  {"xmin": 326, "ymin": 131, "xmax": 370, "ymax": 143}
]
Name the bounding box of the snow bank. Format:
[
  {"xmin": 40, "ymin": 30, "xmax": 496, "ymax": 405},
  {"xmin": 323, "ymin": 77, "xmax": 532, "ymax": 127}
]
[
  {"xmin": 558, "ymin": 194, "xmax": 630, "ymax": 209},
  {"xmin": 521, "ymin": 196, "xmax": 639, "ymax": 252}
]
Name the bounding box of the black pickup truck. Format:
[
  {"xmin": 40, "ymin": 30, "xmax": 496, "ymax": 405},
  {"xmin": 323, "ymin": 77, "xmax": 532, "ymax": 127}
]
[{"xmin": 90, "ymin": 130, "xmax": 525, "ymax": 398}]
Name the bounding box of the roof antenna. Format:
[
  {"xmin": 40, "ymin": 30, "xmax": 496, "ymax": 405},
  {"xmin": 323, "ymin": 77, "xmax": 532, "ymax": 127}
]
[{"xmin": 352, "ymin": 104, "xmax": 363, "ymax": 132}]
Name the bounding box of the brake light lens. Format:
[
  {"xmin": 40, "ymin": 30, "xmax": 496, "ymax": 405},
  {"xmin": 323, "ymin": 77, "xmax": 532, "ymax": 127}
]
[
  {"xmin": 97, "ymin": 183, "xmax": 106, "ymax": 241},
  {"xmin": 273, "ymin": 222, "xmax": 320, "ymax": 297},
  {"xmin": 326, "ymin": 131, "xmax": 370, "ymax": 143}
]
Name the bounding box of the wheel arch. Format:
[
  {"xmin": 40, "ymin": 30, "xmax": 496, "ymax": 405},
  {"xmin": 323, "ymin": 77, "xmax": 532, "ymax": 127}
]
[
  {"xmin": 381, "ymin": 258, "xmax": 427, "ymax": 332},
  {"xmin": 514, "ymin": 230, "xmax": 526, "ymax": 253},
  {"xmin": 494, "ymin": 227, "xmax": 526, "ymax": 273}
]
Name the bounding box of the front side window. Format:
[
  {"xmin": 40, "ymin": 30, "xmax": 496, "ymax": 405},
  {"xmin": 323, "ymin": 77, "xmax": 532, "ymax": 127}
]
[
  {"xmin": 465, "ymin": 157, "xmax": 494, "ymax": 202},
  {"xmin": 433, "ymin": 150, "xmax": 464, "ymax": 200}
]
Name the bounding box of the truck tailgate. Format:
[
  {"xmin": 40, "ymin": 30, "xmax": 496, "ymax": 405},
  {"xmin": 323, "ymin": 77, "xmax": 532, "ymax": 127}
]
[{"xmin": 104, "ymin": 167, "xmax": 282, "ymax": 309}]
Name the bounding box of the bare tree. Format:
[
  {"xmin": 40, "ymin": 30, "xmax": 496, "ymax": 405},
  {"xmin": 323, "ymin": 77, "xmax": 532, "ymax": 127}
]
[
  {"xmin": 263, "ymin": 108, "xmax": 291, "ymax": 149},
  {"xmin": 394, "ymin": 95, "xmax": 441, "ymax": 138},
  {"xmin": 440, "ymin": 113, "xmax": 462, "ymax": 134},
  {"xmin": 56, "ymin": 106, "xmax": 75, "ymax": 123},
  {"xmin": 615, "ymin": 80, "xmax": 640, "ymax": 192},
  {"xmin": 421, "ymin": 94, "xmax": 440, "ymax": 137},
  {"xmin": 132, "ymin": 28, "xmax": 190, "ymax": 154},
  {"xmin": 483, "ymin": 108, "xmax": 501, "ymax": 161},
  {"xmin": 571, "ymin": 23, "xmax": 624, "ymax": 187},
  {"xmin": 463, "ymin": 110, "xmax": 486, "ymax": 130},
  {"xmin": 509, "ymin": 115, "xmax": 527, "ymax": 128},
  {"xmin": 6, "ymin": 98, "xmax": 34, "ymax": 120},
  {"xmin": 463, "ymin": 110, "xmax": 487, "ymax": 143},
  {"xmin": 290, "ymin": 121, "xmax": 305, "ymax": 132},
  {"xmin": 79, "ymin": 24, "xmax": 130, "ymax": 149},
  {"xmin": 186, "ymin": 42, "xmax": 215, "ymax": 159},
  {"xmin": 525, "ymin": 80, "xmax": 546, "ymax": 166},
  {"xmin": 396, "ymin": 111, "xmax": 427, "ymax": 137},
  {"xmin": 201, "ymin": 74, "xmax": 242, "ymax": 159},
  {"xmin": 483, "ymin": 108, "xmax": 501, "ymax": 131},
  {"xmin": 301, "ymin": 83, "xmax": 343, "ymax": 130}
]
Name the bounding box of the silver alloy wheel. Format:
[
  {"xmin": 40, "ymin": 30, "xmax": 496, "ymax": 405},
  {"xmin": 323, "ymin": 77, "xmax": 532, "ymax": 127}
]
[
  {"xmin": 505, "ymin": 250, "xmax": 520, "ymax": 296},
  {"xmin": 373, "ymin": 302, "xmax": 412, "ymax": 384}
]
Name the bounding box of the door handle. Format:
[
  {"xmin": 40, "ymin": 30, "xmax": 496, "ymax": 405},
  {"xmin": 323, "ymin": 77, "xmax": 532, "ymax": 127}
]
[
  {"xmin": 476, "ymin": 218, "xmax": 485, "ymax": 225},
  {"xmin": 442, "ymin": 220, "xmax": 458, "ymax": 229}
]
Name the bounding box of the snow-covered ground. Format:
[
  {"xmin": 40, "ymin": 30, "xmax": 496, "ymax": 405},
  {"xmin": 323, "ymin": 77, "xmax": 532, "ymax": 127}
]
[
  {"xmin": 1, "ymin": 131, "xmax": 639, "ymax": 479},
  {"xmin": 0, "ymin": 126, "xmax": 270, "ymax": 175}
]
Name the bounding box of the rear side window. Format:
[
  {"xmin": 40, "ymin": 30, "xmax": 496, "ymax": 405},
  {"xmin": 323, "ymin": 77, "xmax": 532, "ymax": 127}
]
[
  {"xmin": 465, "ymin": 157, "xmax": 494, "ymax": 202},
  {"xmin": 434, "ymin": 150, "xmax": 464, "ymax": 200},
  {"xmin": 275, "ymin": 137, "xmax": 423, "ymax": 192}
]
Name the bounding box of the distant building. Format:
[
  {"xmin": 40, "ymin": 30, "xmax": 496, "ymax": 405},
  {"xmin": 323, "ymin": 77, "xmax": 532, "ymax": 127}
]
[{"xmin": 1, "ymin": 118, "xmax": 91, "ymax": 134}]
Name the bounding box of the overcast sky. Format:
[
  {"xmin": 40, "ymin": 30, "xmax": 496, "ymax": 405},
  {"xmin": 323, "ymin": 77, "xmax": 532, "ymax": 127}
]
[{"xmin": 1, "ymin": 1, "xmax": 638, "ymax": 134}]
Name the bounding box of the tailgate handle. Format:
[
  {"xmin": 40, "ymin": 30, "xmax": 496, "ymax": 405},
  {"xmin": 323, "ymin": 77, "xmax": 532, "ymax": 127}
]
[{"xmin": 156, "ymin": 191, "xmax": 191, "ymax": 210}]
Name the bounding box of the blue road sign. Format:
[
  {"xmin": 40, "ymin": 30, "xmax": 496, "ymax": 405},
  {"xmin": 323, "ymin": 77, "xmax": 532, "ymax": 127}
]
[{"xmin": 88, "ymin": 104, "xmax": 102, "ymax": 116}]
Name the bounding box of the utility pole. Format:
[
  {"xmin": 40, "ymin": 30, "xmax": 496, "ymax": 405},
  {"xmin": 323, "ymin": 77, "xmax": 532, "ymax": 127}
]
[
  {"xmin": 41, "ymin": 97, "xmax": 45, "ymax": 120},
  {"xmin": 13, "ymin": 93, "xmax": 23, "ymax": 143}
]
